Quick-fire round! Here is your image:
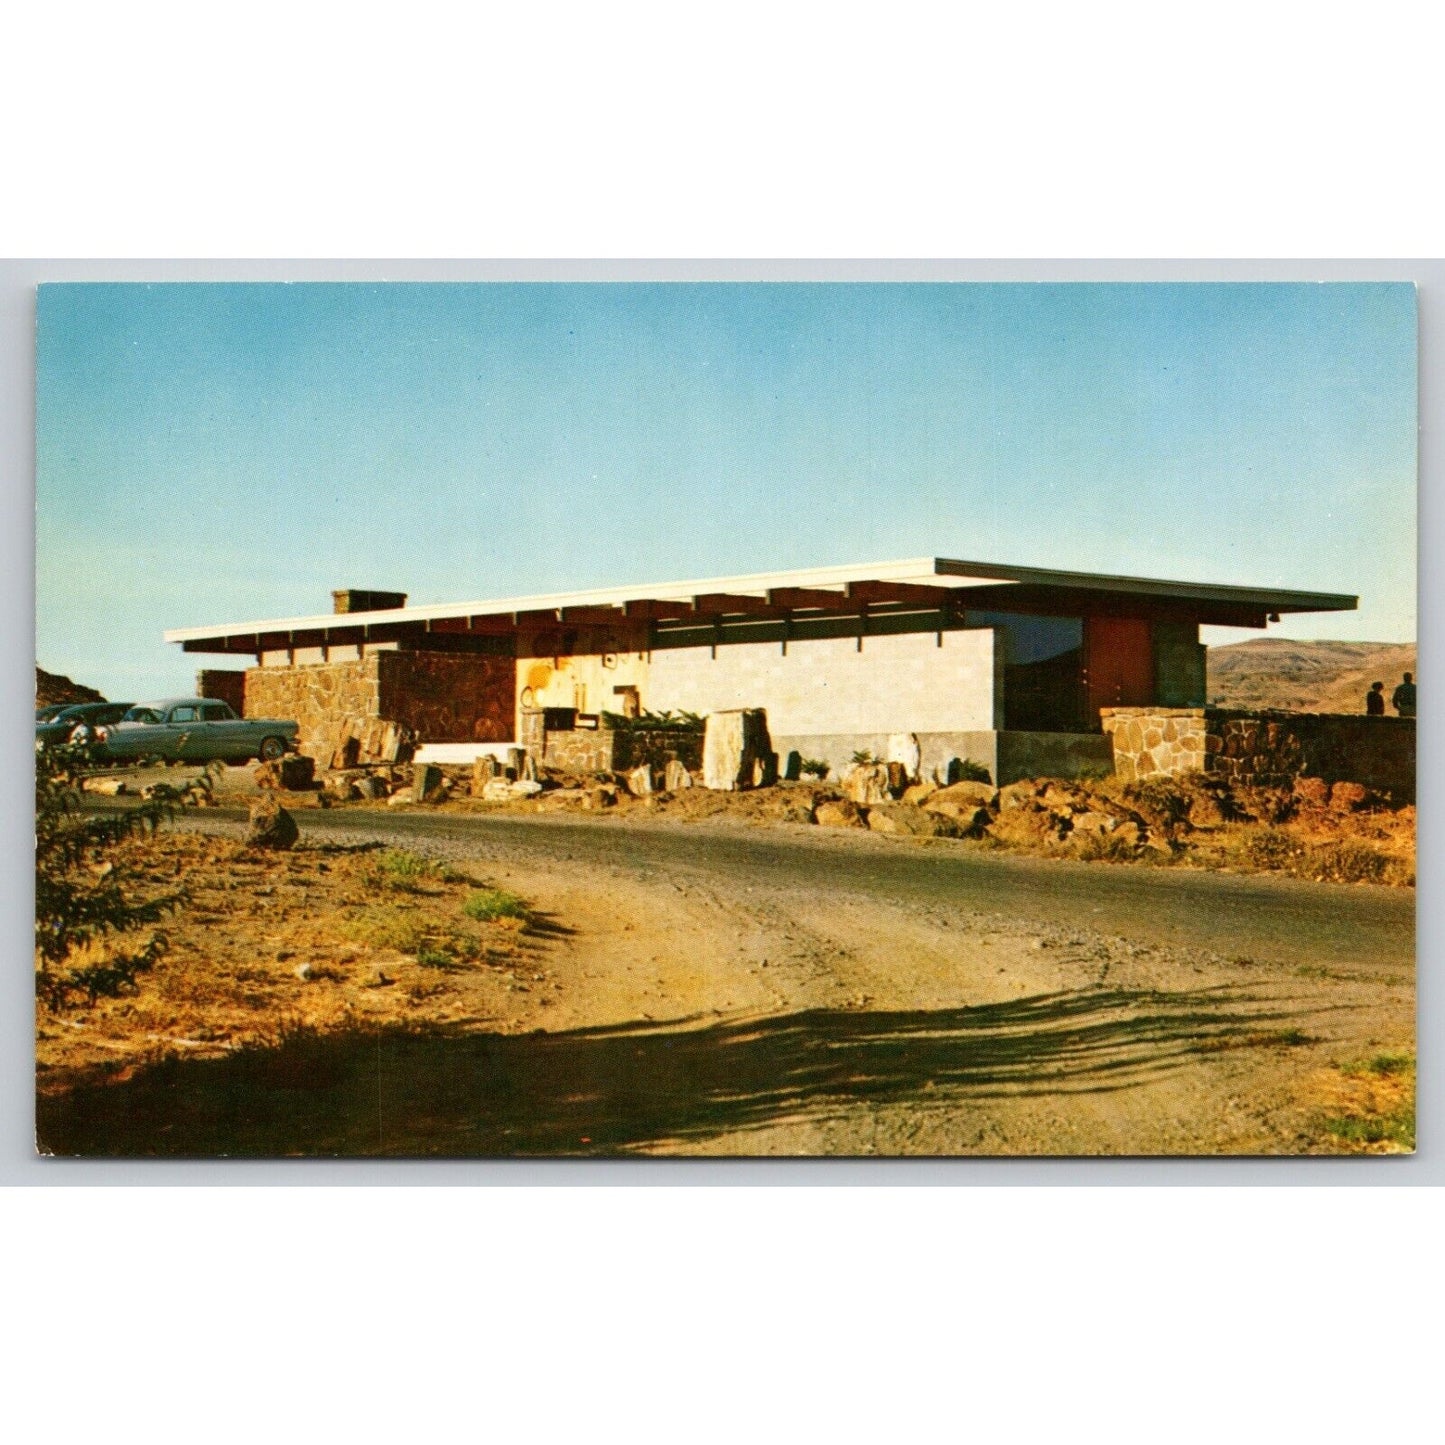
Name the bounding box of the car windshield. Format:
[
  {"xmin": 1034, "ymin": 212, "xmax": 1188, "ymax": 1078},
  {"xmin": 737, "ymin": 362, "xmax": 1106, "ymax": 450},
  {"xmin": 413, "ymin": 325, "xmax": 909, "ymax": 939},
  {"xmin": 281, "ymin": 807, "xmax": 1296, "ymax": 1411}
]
[{"xmin": 121, "ymin": 707, "xmax": 163, "ymax": 724}]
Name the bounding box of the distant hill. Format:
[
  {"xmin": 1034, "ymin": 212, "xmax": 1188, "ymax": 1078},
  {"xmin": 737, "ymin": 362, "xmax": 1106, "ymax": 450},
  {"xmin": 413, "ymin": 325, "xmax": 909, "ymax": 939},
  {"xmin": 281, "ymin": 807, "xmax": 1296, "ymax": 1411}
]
[
  {"xmin": 1206, "ymin": 639, "xmax": 1417, "ymax": 715},
  {"xmin": 36, "ymin": 667, "xmax": 105, "ymax": 708}
]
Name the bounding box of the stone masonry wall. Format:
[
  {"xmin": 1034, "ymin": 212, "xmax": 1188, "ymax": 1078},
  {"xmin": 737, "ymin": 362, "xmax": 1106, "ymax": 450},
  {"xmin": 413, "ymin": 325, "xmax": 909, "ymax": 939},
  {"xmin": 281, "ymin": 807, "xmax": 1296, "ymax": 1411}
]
[
  {"xmin": 1100, "ymin": 708, "xmax": 1209, "ymax": 781},
  {"xmin": 1102, "ymin": 707, "xmax": 1416, "ymax": 800},
  {"xmin": 541, "ymin": 728, "xmax": 617, "ymax": 773},
  {"xmin": 246, "ymin": 649, "xmax": 515, "ymax": 761}
]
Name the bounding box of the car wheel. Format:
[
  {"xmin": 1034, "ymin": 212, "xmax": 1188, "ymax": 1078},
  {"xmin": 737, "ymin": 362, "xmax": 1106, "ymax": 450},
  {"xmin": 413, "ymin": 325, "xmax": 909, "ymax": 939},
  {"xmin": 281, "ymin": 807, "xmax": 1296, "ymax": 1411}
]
[{"xmin": 259, "ymin": 736, "xmax": 286, "ymax": 762}]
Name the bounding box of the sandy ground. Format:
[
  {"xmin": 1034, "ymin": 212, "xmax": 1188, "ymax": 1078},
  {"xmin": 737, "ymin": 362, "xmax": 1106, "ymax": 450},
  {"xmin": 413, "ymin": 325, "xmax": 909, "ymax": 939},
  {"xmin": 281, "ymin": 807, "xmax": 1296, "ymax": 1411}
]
[{"xmin": 36, "ymin": 793, "xmax": 1416, "ymax": 1158}]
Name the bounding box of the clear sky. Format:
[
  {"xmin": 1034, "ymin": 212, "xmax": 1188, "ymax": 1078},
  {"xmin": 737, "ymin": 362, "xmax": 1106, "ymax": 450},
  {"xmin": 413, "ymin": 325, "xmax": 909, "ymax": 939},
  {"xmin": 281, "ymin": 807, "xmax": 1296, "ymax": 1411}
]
[{"xmin": 36, "ymin": 281, "xmax": 1417, "ymax": 702}]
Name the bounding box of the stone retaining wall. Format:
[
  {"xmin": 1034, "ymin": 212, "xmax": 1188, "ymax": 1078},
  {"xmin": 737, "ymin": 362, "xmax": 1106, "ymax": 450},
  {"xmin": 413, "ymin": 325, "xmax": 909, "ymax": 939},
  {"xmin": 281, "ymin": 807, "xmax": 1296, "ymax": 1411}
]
[
  {"xmin": 534, "ymin": 723, "xmax": 705, "ymax": 775},
  {"xmin": 1102, "ymin": 707, "xmax": 1416, "ymax": 800}
]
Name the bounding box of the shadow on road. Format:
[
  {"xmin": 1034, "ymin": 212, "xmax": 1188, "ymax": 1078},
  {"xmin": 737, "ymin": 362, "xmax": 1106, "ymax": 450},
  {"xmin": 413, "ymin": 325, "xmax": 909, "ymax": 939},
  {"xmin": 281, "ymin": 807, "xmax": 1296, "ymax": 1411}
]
[{"xmin": 37, "ymin": 983, "xmax": 1306, "ymax": 1158}]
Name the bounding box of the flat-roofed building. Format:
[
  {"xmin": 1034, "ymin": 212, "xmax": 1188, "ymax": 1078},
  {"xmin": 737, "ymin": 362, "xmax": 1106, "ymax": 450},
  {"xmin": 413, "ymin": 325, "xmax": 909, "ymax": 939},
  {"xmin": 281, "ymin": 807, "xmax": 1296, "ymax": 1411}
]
[{"xmin": 165, "ymin": 556, "xmax": 1357, "ymax": 783}]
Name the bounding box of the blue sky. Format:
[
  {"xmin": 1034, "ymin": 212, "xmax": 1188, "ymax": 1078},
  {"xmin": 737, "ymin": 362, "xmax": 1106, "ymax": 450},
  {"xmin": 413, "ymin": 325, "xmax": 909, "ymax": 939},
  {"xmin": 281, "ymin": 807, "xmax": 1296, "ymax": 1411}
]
[{"xmin": 36, "ymin": 282, "xmax": 1417, "ymax": 702}]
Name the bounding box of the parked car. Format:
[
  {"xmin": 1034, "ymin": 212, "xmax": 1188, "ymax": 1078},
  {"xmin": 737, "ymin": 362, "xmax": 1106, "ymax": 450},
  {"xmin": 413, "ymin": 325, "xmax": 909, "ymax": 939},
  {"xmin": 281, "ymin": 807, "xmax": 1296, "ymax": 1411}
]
[
  {"xmin": 99, "ymin": 698, "xmax": 300, "ymax": 764},
  {"xmin": 35, "ymin": 701, "xmax": 135, "ymax": 750}
]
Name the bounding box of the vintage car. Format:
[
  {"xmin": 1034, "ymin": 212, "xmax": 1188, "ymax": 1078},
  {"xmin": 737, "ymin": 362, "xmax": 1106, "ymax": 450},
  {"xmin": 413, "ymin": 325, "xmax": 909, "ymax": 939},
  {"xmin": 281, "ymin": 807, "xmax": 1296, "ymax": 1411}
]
[
  {"xmin": 35, "ymin": 701, "xmax": 135, "ymax": 750},
  {"xmin": 99, "ymin": 698, "xmax": 300, "ymax": 764}
]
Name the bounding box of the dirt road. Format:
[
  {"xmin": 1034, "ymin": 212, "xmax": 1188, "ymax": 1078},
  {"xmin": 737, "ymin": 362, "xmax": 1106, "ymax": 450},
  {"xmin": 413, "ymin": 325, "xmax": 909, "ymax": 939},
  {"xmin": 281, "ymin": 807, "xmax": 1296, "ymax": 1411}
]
[{"xmin": 165, "ymin": 807, "xmax": 1414, "ymax": 1156}]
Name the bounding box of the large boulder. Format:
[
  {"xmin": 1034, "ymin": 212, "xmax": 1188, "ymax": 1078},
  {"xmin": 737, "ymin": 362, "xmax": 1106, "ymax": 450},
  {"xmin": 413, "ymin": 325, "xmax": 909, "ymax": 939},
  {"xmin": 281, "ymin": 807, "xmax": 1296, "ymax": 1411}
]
[
  {"xmin": 244, "ymin": 797, "xmax": 298, "ymax": 850},
  {"xmin": 814, "ymin": 798, "xmax": 866, "ymax": 828},
  {"xmin": 923, "ymin": 781, "xmax": 998, "ymax": 819},
  {"xmin": 702, "ymin": 709, "xmax": 773, "ymax": 791},
  {"xmin": 840, "ymin": 762, "xmax": 892, "ymax": 806},
  {"xmin": 626, "ymin": 763, "xmax": 655, "ymax": 796},
  {"xmin": 664, "ymin": 759, "xmax": 694, "ymax": 791},
  {"xmin": 866, "ymin": 803, "xmax": 964, "ymax": 838}
]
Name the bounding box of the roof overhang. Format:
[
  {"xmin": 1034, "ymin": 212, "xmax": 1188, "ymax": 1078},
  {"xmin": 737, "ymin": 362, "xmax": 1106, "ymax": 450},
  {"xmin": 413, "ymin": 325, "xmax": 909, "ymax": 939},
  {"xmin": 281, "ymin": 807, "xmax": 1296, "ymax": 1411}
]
[{"xmin": 164, "ymin": 556, "xmax": 1359, "ymax": 654}]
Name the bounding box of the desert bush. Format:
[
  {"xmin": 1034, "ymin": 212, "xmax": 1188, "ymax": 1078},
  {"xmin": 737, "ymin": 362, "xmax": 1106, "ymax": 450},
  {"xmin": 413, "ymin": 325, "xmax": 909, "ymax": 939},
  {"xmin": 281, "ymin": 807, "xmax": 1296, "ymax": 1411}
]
[
  {"xmin": 1295, "ymin": 839, "xmax": 1396, "ymax": 886},
  {"xmin": 1070, "ymin": 830, "xmax": 1138, "ymax": 863},
  {"xmin": 951, "ymin": 757, "xmax": 993, "ymax": 784},
  {"xmin": 462, "ymin": 888, "xmax": 530, "ymax": 923},
  {"xmin": 366, "ymin": 848, "xmax": 461, "ymax": 892},
  {"xmin": 1234, "ymin": 826, "xmax": 1306, "ymax": 871},
  {"xmin": 797, "ymin": 757, "xmax": 830, "ymax": 780},
  {"xmin": 35, "ymin": 742, "xmax": 186, "ymax": 1007},
  {"xmin": 850, "ymin": 749, "xmax": 880, "ymax": 766}
]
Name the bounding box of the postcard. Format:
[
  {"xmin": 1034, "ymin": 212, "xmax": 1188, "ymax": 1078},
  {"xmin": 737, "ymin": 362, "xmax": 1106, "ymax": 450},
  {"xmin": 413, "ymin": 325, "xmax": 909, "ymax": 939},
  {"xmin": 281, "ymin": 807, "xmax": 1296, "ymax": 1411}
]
[{"xmin": 34, "ymin": 279, "xmax": 1417, "ymax": 1156}]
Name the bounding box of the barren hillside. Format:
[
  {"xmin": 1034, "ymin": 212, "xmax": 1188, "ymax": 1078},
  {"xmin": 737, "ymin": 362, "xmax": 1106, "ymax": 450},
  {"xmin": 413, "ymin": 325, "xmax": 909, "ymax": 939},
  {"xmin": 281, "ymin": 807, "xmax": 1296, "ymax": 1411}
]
[
  {"xmin": 36, "ymin": 667, "xmax": 104, "ymax": 708},
  {"xmin": 1207, "ymin": 639, "xmax": 1416, "ymax": 714}
]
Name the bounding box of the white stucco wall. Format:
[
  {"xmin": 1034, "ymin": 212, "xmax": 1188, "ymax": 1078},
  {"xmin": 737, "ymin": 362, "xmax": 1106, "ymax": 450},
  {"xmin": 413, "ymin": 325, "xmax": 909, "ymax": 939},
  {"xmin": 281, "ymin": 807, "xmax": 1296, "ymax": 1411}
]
[{"xmin": 644, "ymin": 627, "xmax": 999, "ymax": 735}]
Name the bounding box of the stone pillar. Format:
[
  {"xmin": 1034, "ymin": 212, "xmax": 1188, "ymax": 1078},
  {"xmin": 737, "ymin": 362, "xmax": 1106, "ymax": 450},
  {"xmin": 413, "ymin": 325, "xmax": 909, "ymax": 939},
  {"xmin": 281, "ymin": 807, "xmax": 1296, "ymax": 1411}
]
[{"xmin": 702, "ymin": 709, "xmax": 773, "ymax": 791}]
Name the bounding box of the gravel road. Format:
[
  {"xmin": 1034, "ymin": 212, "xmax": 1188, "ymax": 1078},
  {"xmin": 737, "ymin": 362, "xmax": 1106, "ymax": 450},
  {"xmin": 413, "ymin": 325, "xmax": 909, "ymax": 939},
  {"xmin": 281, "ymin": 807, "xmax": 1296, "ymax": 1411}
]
[{"xmin": 166, "ymin": 804, "xmax": 1413, "ymax": 1155}]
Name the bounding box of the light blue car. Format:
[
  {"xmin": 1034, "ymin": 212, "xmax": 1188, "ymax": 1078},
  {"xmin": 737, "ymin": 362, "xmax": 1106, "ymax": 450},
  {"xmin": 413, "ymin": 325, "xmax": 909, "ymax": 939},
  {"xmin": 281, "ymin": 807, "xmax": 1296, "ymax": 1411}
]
[{"xmin": 100, "ymin": 698, "xmax": 300, "ymax": 764}]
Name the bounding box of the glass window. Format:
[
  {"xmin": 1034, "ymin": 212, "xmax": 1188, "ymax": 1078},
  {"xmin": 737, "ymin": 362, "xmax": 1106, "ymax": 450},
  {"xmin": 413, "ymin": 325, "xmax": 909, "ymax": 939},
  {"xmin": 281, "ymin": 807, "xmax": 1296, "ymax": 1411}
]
[
  {"xmin": 169, "ymin": 706, "xmax": 199, "ymax": 723},
  {"xmin": 200, "ymin": 703, "xmax": 231, "ymax": 721},
  {"xmin": 968, "ymin": 611, "xmax": 1086, "ymax": 732}
]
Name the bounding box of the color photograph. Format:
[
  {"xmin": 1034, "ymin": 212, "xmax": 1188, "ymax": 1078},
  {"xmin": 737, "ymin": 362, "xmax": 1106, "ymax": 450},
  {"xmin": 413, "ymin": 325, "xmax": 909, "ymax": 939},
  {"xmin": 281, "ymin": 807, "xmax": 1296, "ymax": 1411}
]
[{"xmin": 33, "ymin": 279, "xmax": 1418, "ymax": 1157}]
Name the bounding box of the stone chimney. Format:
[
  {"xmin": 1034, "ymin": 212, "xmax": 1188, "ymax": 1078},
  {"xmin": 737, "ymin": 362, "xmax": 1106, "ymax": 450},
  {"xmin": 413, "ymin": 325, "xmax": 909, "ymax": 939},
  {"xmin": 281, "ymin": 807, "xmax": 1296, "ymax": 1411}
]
[{"xmin": 332, "ymin": 589, "xmax": 408, "ymax": 614}]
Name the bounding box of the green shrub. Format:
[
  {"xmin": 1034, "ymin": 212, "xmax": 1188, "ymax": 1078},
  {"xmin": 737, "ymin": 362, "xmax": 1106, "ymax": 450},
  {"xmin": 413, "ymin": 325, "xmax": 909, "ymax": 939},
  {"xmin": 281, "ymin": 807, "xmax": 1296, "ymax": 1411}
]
[
  {"xmin": 798, "ymin": 757, "xmax": 830, "ymax": 779},
  {"xmin": 850, "ymin": 749, "xmax": 880, "ymax": 766},
  {"xmin": 367, "ymin": 848, "xmax": 460, "ymax": 891},
  {"xmin": 952, "ymin": 757, "xmax": 992, "ymax": 784},
  {"xmin": 462, "ymin": 888, "xmax": 530, "ymax": 923},
  {"xmin": 34, "ymin": 742, "xmax": 185, "ymax": 1007}
]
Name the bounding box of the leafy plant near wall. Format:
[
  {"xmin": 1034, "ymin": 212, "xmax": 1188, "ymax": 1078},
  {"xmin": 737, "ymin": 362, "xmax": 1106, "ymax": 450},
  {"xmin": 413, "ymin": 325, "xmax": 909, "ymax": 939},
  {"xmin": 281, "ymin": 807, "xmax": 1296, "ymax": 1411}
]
[
  {"xmin": 798, "ymin": 758, "xmax": 830, "ymax": 779},
  {"xmin": 952, "ymin": 758, "xmax": 993, "ymax": 784},
  {"xmin": 599, "ymin": 709, "xmax": 705, "ymax": 733},
  {"xmin": 34, "ymin": 744, "xmax": 193, "ymax": 1008},
  {"xmin": 850, "ymin": 749, "xmax": 880, "ymax": 766}
]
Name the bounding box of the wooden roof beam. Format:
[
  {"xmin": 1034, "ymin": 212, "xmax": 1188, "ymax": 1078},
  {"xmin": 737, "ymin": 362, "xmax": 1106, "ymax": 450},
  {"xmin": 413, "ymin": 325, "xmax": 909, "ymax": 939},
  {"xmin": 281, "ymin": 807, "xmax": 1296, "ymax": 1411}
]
[
  {"xmin": 560, "ymin": 605, "xmax": 627, "ymax": 625},
  {"xmin": 766, "ymin": 586, "xmax": 851, "ymax": 610},
  {"xmin": 692, "ymin": 592, "xmax": 775, "ymax": 616},
  {"xmin": 624, "ymin": 598, "xmax": 694, "ymax": 621},
  {"xmin": 846, "ymin": 579, "xmax": 959, "ymax": 607}
]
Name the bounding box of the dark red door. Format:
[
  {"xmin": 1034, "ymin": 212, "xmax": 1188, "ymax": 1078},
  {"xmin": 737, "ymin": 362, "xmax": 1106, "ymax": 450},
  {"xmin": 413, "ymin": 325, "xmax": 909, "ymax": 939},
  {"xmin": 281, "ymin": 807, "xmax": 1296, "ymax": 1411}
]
[{"xmin": 1085, "ymin": 617, "xmax": 1154, "ymax": 719}]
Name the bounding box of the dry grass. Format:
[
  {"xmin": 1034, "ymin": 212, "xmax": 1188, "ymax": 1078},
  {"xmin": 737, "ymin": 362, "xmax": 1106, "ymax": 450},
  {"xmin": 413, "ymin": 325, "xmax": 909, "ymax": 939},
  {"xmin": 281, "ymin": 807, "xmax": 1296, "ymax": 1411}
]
[{"xmin": 35, "ymin": 831, "xmax": 544, "ymax": 1093}]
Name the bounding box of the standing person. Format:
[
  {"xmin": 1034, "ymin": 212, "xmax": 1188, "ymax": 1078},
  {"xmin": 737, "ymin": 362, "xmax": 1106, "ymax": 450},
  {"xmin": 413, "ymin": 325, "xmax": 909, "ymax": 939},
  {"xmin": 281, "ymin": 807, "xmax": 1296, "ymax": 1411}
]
[
  {"xmin": 1366, "ymin": 681, "xmax": 1386, "ymax": 716},
  {"xmin": 1392, "ymin": 672, "xmax": 1416, "ymax": 717}
]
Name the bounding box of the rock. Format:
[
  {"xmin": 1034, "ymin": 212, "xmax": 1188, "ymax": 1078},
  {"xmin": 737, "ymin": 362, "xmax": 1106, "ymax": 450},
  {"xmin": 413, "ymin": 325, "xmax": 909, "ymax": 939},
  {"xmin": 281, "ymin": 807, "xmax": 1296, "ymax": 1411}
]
[
  {"xmin": 1292, "ymin": 776, "xmax": 1331, "ymax": 807},
  {"xmin": 923, "ymin": 781, "xmax": 998, "ymax": 818},
  {"xmin": 323, "ymin": 775, "xmax": 360, "ymax": 803},
  {"xmin": 840, "ymin": 762, "xmax": 892, "ymax": 806},
  {"xmin": 357, "ymin": 774, "xmax": 389, "ymax": 800},
  {"xmin": 1329, "ymin": 781, "xmax": 1370, "ymax": 812},
  {"xmin": 887, "ymin": 733, "xmax": 921, "ymax": 781},
  {"xmin": 252, "ymin": 760, "xmax": 281, "ymax": 789},
  {"xmin": 1069, "ymin": 810, "xmax": 1120, "ymax": 836},
  {"xmin": 244, "ymin": 798, "xmax": 298, "ymax": 850},
  {"xmin": 387, "ymin": 790, "xmax": 412, "ymax": 807},
  {"xmin": 412, "ymin": 763, "xmax": 444, "ymax": 803},
  {"xmin": 140, "ymin": 782, "xmax": 180, "ymax": 801},
  {"xmin": 627, "ymin": 763, "xmax": 655, "ymax": 796},
  {"xmin": 510, "ymin": 779, "xmax": 543, "ymax": 797},
  {"xmin": 293, "ymin": 962, "xmax": 313, "ymax": 981},
  {"xmin": 505, "ymin": 748, "xmax": 524, "ymax": 777},
  {"xmin": 702, "ymin": 709, "xmax": 773, "ymax": 791},
  {"xmin": 521, "ymin": 751, "xmax": 539, "ymax": 783},
  {"xmin": 664, "ymin": 759, "xmax": 693, "ymax": 791},
  {"xmin": 988, "ymin": 804, "xmax": 1067, "ymax": 848},
  {"xmin": 583, "ymin": 784, "xmax": 618, "ymax": 809},
  {"xmin": 1111, "ymin": 820, "xmax": 1142, "ymax": 847},
  {"xmin": 1186, "ymin": 793, "xmax": 1229, "ymax": 828},
  {"xmin": 886, "ymin": 761, "xmax": 910, "ymax": 797},
  {"xmin": 866, "ymin": 803, "xmax": 963, "ymax": 838},
  {"xmin": 752, "ymin": 751, "xmax": 779, "ymax": 789},
  {"xmin": 902, "ymin": 781, "xmax": 938, "ymax": 806},
  {"xmin": 997, "ymin": 780, "xmax": 1040, "ymax": 811},
  {"xmin": 331, "ymin": 735, "xmax": 362, "ymax": 771},
  {"xmin": 82, "ymin": 777, "xmax": 127, "ymax": 796},
  {"xmin": 471, "ymin": 756, "xmax": 498, "ymax": 795},
  {"xmin": 482, "ymin": 778, "xmax": 543, "ymax": 802},
  {"xmin": 781, "ymin": 750, "xmax": 802, "ymax": 782},
  {"xmin": 814, "ymin": 798, "xmax": 865, "ymax": 828}
]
